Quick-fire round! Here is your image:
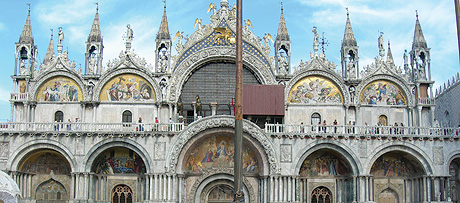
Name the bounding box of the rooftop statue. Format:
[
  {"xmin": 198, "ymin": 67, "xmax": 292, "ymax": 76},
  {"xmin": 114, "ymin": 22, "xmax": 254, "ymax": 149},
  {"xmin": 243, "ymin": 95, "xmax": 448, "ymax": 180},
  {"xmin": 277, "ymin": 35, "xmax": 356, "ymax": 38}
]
[{"xmin": 58, "ymin": 27, "xmax": 64, "ymax": 45}]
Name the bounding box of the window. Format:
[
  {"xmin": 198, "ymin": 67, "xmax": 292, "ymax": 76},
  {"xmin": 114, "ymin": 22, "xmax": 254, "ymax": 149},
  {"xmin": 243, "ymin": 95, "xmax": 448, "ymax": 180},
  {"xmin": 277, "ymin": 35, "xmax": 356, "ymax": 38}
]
[
  {"xmin": 311, "ymin": 113, "xmax": 321, "ymax": 125},
  {"xmin": 311, "ymin": 186, "xmax": 332, "ymax": 203},
  {"xmin": 55, "ymin": 111, "xmax": 63, "ymax": 122},
  {"xmin": 122, "ymin": 110, "xmax": 132, "ymax": 123},
  {"xmin": 112, "ymin": 185, "xmax": 132, "ymax": 203}
]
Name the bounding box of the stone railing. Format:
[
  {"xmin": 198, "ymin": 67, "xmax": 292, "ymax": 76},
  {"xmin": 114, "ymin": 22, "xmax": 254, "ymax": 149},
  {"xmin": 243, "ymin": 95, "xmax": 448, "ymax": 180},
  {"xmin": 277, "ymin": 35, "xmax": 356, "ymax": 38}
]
[
  {"xmin": 10, "ymin": 93, "xmax": 29, "ymax": 101},
  {"xmin": 265, "ymin": 124, "xmax": 460, "ymax": 138},
  {"xmin": 0, "ymin": 122, "xmax": 184, "ymax": 134},
  {"xmin": 418, "ymin": 97, "xmax": 435, "ymax": 105}
]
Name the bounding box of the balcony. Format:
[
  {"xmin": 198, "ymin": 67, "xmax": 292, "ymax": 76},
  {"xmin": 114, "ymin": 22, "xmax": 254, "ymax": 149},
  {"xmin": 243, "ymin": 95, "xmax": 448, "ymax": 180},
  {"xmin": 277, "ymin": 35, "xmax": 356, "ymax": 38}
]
[
  {"xmin": 10, "ymin": 93, "xmax": 29, "ymax": 102},
  {"xmin": 418, "ymin": 97, "xmax": 435, "ymax": 106},
  {"xmin": 0, "ymin": 122, "xmax": 184, "ymax": 135},
  {"xmin": 0, "ymin": 121, "xmax": 458, "ymax": 140},
  {"xmin": 265, "ymin": 123, "xmax": 460, "ymax": 140}
]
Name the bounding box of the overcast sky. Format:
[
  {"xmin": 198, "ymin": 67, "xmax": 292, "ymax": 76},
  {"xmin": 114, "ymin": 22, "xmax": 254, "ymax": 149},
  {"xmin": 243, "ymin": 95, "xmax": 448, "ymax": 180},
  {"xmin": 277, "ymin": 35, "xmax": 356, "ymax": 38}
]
[{"xmin": 0, "ymin": 0, "xmax": 458, "ymax": 121}]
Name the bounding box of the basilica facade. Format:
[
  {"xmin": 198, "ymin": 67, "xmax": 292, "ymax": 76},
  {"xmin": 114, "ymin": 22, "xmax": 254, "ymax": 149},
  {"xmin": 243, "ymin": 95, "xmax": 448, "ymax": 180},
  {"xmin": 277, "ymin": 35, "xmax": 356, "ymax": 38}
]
[{"xmin": 1, "ymin": 1, "xmax": 460, "ymax": 203}]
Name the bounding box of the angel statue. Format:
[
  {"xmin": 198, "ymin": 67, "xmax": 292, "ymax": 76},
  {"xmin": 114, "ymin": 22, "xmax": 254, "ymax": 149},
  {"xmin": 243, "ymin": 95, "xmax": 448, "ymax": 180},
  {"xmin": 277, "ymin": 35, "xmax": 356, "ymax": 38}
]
[
  {"xmin": 194, "ymin": 18, "xmax": 203, "ymax": 30},
  {"xmin": 263, "ymin": 33, "xmax": 273, "ymax": 48},
  {"xmin": 174, "ymin": 31, "xmax": 184, "ymax": 52},
  {"xmin": 207, "ymin": 3, "xmax": 216, "ymax": 16},
  {"xmin": 244, "ymin": 19, "xmax": 253, "ymax": 33}
]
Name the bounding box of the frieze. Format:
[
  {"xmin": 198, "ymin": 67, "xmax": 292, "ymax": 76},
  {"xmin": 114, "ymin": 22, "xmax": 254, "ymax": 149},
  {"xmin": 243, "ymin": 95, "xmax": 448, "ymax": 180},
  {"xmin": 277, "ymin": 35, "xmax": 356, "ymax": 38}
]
[
  {"xmin": 166, "ymin": 116, "xmax": 279, "ymax": 174},
  {"xmin": 169, "ymin": 47, "xmax": 277, "ymax": 102}
]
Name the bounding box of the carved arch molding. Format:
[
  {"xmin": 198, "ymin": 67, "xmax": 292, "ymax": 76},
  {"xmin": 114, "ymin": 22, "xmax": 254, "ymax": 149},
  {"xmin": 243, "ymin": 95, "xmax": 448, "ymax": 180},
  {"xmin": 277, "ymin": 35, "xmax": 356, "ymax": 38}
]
[{"xmin": 168, "ymin": 47, "xmax": 277, "ymax": 103}]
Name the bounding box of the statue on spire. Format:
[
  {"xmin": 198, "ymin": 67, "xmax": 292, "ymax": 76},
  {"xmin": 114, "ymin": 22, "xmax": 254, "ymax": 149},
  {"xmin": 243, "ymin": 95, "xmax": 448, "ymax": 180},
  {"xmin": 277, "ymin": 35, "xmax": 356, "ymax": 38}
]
[
  {"xmin": 58, "ymin": 27, "xmax": 64, "ymax": 45},
  {"xmin": 378, "ymin": 32, "xmax": 385, "ymax": 58},
  {"xmin": 312, "ymin": 26, "xmax": 319, "ymax": 54}
]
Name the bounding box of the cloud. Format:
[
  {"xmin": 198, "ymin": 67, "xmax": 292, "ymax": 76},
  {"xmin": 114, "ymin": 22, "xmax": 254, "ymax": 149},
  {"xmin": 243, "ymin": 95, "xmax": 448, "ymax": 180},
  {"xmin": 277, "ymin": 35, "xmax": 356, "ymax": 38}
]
[{"xmin": 0, "ymin": 22, "xmax": 4, "ymax": 31}]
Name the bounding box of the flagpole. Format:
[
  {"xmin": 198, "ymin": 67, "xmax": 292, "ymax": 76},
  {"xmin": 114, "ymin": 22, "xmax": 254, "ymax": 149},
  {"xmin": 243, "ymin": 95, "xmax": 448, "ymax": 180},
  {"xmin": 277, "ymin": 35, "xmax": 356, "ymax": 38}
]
[
  {"xmin": 455, "ymin": 0, "xmax": 460, "ymax": 67},
  {"xmin": 234, "ymin": 0, "xmax": 244, "ymax": 201}
]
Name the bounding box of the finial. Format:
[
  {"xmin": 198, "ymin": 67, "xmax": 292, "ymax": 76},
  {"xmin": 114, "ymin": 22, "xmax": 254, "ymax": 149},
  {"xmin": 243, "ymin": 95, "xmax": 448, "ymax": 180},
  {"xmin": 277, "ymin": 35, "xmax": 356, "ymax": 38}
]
[
  {"xmin": 50, "ymin": 28, "xmax": 53, "ymax": 37},
  {"xmin": 346, "ymin": 7, "xmax": 349, "ymax": 17},
  {"xmin": 95, "ymin": 2, "xmax": 99, "ymax": 12},
  {"xmin": 416, "ymin": 10, "xmax": 418, "ymax": 19},
  {"xmin": 280, "ymin": 1, "xmax": 283, "ymax": 13},
  {"xmin": 27, "ymin": 3, "xmax": 31, "ymax": 14},
  {"xmin": 163, "ymin": 0, "xmax": 166, "ymax": 10}
]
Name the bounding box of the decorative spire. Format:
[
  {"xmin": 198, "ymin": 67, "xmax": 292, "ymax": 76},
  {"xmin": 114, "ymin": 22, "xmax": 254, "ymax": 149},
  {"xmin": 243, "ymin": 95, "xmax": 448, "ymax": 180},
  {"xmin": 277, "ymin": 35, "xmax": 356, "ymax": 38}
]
[
  {"xmin": 342, "ymin": 8, "xmax": 356, "ymax": 47},
  {"xmin": 386, "ymin": 41, "xmax": 394, "ymax": 64},
  {"xmin": 276, "ymin": 2, "xmax": 289, "ymax": 41},
  {"xmin": 43, "ymin": 30, "xmax": 55, "ymax": 65},
  {"xmin": 87, "ymin": 3, "xmax": 102, "ymax": 42},
  {"xmin": 19, "ymin": 4, "xmax": 34, "ymax": 44},
  {"xmin": 412, "ymin": 10, "xmax": 427, "ymax": 48},
  {"xmin": 157, "ymin": 0, "xmax": 170, "ymax": 40}
]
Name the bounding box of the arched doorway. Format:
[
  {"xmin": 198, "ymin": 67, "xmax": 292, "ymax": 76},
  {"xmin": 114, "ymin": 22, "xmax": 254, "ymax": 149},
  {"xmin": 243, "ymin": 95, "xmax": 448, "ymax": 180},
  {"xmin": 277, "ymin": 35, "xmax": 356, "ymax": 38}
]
[
  {"xmin": 18, "ymin": 149, "xmax": 71, "ymax": 201},
  {"xmin": 112, "ymin": 185, "xmax": 133, "ymax": 203},
  {"xmin": 449, "ymin": 157, "xmax": 460, "ymax": 203},
  {"xmin": 299, "ymin": 149, "xmax": 353, "ymax": 203},
  {"xmin": 378, "ymin": 188, "xmax": 398, "ymax": 203},
  {"xmin": 311, "ymin": 186, "xmax": 332, "ymax": 203},
  {"xmin": 91, "ymin": 147, "xmax": 146, "ymax": 202},
  {"xmin": 370, "ymin": 151, "xmax": 425, "ymax": 203}
]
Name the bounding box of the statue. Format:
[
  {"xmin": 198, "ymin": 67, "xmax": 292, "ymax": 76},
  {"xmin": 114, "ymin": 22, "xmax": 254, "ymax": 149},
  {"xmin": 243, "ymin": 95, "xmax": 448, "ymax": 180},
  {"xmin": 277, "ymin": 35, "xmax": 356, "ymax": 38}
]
[
  {"xmin": 278, "ymin": 52, "xmax": 288, "ymax": 74},
  {"xmin": 194, "ymin": 18, "xmax": 202, "ymax": 30},
  {"xmin": 160, "ymin": 79, "xmax": 167, "ymax": 100},
  {"xmin": 349, "ymin": 86, "xmax": 356, "ymax": 103},
  {"xmin": 312, "ymin": 26, "xmax": 319, "ymax": 53},
  {"xmin": 58, "ymin": 27, "xmax": 64, "ymax": 45},
  {"xmin": 378, "ymin": 32, "xmax": 385, "ymax": 57},
  {"xmin": 195, "ymin": 95, "xmax": 202, "ymax": 117},
  {"xmin": 19, "ymin": 60, "xmax": 27, "ymax": 75},
  {"xmin": 177, "ymin": 97, "xmax": 183, "ymax": 116},
  {"xmin": 88, "ymin": 53, "xmax": 96, "ymax": 74},
  {"xmin": 158, "ymin": 50, "xmax": 168, "ymax": 72},
  {"xmin": 207, "ymin": 3, "xmax": 217, "ymax": 16},
  {"xmin": 174, "ymin": 31, "xmax": 184, "ymax": 53},
  {"xmin": 126, "ymin": 24, "xmax": 134, "ymax": 43}
]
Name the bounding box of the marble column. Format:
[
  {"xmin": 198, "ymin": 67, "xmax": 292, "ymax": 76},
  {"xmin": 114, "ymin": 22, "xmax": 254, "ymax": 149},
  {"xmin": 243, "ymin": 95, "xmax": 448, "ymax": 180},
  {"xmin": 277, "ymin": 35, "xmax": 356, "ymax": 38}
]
[{"xmin": 210, "ymin": 102, "xmax": 218, "ymax": 116}]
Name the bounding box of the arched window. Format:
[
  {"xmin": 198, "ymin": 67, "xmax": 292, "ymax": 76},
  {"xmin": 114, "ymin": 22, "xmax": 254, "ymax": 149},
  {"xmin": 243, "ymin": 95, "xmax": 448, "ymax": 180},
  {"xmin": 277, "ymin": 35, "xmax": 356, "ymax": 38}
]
[
  {"xmin": 311, "ymin": 186, "xmax": 332, "ymax": 203},
  {"xmin": 311, "ymin": 113, "xmax": 321, "ymax": 125},
  {"xmin": 55, "ymin": 111, "xmax": 63, "ymax": 122},
  {"xmin": 379, "ymin": 115, "xmax": 387, "ymax": 126},
  {"xmin": 112, "ymin": 185, "xmax": 132, "ymax": 203},
  {"xmin": 122, "ymin": 110, "xmax": 132, "ymax": 123}
]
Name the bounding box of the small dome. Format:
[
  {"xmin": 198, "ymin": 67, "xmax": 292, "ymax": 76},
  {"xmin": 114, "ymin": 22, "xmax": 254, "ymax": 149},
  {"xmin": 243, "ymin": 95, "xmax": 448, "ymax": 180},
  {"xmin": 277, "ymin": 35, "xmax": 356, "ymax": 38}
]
[{"xmin": 0, "ymin": 170, "xmax": 20, "ymax": 203}]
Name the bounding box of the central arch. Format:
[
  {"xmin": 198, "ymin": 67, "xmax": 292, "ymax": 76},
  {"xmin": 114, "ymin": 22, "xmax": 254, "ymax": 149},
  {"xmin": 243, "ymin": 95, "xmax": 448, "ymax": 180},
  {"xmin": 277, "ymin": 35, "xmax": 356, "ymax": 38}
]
[{"xmin": 168, "ymin": 47, "xmax": 277, "ymax": 103}]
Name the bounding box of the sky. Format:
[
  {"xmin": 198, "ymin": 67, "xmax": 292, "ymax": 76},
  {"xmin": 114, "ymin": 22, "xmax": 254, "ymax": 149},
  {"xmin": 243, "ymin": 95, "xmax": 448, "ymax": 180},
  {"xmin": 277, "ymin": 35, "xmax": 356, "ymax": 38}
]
[{"xmin": 0, "ymin": 0, "xmax": 458, "ymax": 121}]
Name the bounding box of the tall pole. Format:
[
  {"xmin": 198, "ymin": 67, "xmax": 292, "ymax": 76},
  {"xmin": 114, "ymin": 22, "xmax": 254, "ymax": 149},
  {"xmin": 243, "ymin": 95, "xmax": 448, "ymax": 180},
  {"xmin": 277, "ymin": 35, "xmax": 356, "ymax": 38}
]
[
  {"xmin": 234, "ymin": 0, "xmax": 244, "ymax": 201},
  {"xmin": 455, "ymin": 0, "xmax": 460, "ymax": 67}
]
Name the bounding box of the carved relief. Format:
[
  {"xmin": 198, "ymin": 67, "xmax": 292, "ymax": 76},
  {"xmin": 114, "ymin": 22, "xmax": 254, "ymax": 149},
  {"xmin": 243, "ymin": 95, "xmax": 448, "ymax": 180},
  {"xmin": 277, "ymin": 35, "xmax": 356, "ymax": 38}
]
[
  {"xmin": 280, "ymin": 144, "xmax": 292, "ymax": 163},
  {"xmin": 154, "ymin": 142, "xmax": 166, "ymax": 160},
  {"xmin": 0, "ymin": 142, "xmax": 9, "ymax": 158}
]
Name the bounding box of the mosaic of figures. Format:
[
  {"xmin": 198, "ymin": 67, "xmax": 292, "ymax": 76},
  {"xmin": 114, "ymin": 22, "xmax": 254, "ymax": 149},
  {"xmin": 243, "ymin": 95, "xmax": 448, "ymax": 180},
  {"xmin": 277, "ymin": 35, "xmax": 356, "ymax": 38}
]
[
  {"xmin": 370, "ymin": 152, "xmax": 421, "ymax": 177},
  {"xmin": 19, "ymin": 151, "xmax": 71, "ymax": 175},
  {"xmin": 36, "ymin": 179, "xmax": 68, "ymax": 201},
  {"xmin": 36, "ymin": 76, "xmax": 82, "ymax": 102},
  {"xmin": 289, "ymin": 76, "xmax": 343, "ymax": 104},
  {"xmin": 299, "ymin": 150, "xmax": 351, "ymax": 177},
  {"xmin": 19, "ymin": 80, "xmax": 26, "ymax": 93},
  {"xmin": 100, "ymin": 74, "xmax": 155, "ymax": 102},
  {"xmin": 359, "ymin": 80, "xmax": 406, "ymax": 105},
  {"xmin": 92, "ymin": 147, "xmax": 145, "ymax": 175},
  {"xmin": 185, "ymin": 135, "xmax": 259, "ymax": 174}
]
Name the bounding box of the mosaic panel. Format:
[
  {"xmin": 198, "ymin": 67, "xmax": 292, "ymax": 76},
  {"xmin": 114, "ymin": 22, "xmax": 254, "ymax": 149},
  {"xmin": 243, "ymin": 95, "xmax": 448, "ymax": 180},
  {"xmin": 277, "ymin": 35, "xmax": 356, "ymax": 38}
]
[
  {"xmin": 92, "ymin": 147, "xmax": 146, "ymax": 174},
  {"xmin": 36, "ymin": 76, "xmax": 82, "ymax": 102},
  {"xmin": 300, "ymin": 150, "xmax": 351, "ymax": 177},
  {"xmin": 359, "ymin": 80, "xmax": 406, "ymax": 105},
  {"xmin": 185, "ymin": 135, "xmax": 259, "ymax": 174},
  {"xmin": 289, "ymin": 76, "xmax": 343, "ymax": 104},
  {"xmin": 99, "ymin": 74, "xmax": 155, "ymax": 102},
  {"xmin": 19, "ymin": 150, "xmax": 71, "ymax": 175},
  {"xmin": 370, "ymin": 152, "xmax": 423, "ymax": 177}
]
